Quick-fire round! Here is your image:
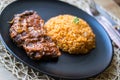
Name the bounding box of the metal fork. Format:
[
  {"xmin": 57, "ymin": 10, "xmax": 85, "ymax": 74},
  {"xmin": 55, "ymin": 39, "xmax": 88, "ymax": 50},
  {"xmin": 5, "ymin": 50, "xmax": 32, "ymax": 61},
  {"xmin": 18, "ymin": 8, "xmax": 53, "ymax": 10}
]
[{"xmin": 88, "ymin": 0, "xmax": 120, "ymax": 48}]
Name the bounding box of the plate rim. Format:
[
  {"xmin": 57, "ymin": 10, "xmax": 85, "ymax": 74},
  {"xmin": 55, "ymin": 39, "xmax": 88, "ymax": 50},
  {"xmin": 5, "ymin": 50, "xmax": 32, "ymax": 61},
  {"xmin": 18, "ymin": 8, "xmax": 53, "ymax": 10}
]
[{"xmin": 0, "ymin": 0, "xmax": 113, "ymax": 79}]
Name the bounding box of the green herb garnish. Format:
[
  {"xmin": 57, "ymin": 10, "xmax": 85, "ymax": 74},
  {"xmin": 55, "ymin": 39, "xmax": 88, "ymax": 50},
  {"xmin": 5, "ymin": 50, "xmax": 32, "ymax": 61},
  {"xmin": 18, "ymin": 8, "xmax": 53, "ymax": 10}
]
[{"xmin": 73, "ymin": 16, "xmax": 79, "ymax": 24}]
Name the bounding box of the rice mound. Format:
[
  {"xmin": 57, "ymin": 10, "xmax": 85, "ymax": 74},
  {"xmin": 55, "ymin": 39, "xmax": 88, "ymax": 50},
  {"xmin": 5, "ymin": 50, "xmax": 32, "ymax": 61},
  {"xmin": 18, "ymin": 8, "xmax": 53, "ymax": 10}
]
[{"xmin": 44, "ymin": 14, "xmax": 95, "ymax": 54}]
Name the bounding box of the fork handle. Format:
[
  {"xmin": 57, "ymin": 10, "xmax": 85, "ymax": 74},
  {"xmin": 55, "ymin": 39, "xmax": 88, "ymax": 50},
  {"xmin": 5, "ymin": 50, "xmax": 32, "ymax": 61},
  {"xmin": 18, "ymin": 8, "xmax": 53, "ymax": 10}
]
[{"xmin": 95, "ymin": 15, "xmax": 120, "ymax": 48}]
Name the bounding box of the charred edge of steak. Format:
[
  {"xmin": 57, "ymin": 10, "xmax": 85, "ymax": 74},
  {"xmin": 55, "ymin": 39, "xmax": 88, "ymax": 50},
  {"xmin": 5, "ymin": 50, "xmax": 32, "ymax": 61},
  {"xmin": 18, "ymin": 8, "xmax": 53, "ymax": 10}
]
[
  {"xmin": 10, "ymin": 10, "xmax": 61, "ymax": 60},
  {"xmin": 23, "ymin": 36, "xmax": 61, "ymax": 60}
]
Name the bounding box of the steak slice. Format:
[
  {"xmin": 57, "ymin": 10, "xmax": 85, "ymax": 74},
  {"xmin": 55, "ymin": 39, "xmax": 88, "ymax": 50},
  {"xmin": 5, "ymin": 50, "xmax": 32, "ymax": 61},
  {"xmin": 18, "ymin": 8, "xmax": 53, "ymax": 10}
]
[{"xmin": 10, "ymin": 10, "xmax": 61, "ymax": 60}]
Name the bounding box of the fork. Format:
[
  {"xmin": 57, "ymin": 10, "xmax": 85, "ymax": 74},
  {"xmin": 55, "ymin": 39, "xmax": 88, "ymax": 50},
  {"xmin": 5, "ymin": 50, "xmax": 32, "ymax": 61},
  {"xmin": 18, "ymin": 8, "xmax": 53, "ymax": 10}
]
[{"xmin": 88, "ymin": 0, "xmax": 120, "ymax": 48}]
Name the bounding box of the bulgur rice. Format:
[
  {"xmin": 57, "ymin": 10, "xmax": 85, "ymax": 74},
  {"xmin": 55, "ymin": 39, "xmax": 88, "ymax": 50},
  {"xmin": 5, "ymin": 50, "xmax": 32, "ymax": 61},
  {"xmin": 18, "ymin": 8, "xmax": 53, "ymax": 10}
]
[{"xmin": 44, "ymin": 14, "xmax": 95, "ymax": 54}]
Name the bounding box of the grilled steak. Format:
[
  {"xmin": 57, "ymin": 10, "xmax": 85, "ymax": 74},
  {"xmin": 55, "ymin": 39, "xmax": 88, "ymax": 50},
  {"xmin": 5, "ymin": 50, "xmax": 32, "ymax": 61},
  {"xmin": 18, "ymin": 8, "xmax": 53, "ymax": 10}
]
[{"xmin": 10, "ymin": 10, "xmax": 61, "ymax": 60}]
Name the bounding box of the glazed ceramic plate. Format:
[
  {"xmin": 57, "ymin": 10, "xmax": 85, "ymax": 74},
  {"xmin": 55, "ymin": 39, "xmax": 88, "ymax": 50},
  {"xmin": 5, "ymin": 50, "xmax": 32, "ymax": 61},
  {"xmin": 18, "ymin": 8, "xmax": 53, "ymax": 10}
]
[{"xmin": 0, "ymin": 0, "xmax": 113, "ymax": 79}]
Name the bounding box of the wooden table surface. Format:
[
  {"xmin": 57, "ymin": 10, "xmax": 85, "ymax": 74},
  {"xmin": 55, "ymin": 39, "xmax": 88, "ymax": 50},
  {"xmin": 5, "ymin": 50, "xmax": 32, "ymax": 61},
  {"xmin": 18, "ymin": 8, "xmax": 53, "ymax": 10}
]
[
  {"xmin": 114, "ymin": 0, "xmax": 120, "ymax": 6},
  {"xmin": 0, "ymin": 0, "xmax": 120, "ymax": 80}
]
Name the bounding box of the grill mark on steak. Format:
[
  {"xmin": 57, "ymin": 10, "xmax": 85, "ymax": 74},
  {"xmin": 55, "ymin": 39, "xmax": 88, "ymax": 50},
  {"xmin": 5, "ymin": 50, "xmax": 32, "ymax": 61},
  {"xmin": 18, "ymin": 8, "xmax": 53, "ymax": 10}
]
[{"xmin": 10, "ymin": 10, "xmax": 61, "ymax": 60}]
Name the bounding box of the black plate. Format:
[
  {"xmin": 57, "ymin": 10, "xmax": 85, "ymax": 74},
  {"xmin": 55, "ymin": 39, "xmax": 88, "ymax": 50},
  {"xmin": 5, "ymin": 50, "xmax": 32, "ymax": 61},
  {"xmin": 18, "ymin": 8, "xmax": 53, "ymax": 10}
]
[{"xmin": 0, "ymin": 0, "xmax": 113, "ymax": 79}]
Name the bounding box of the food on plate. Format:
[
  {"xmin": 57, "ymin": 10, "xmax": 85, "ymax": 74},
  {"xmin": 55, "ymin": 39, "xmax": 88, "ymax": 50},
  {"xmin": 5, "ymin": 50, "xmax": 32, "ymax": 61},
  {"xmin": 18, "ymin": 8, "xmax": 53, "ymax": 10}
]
[
  {"xmin": 45, "ymin": 14, "xmax": 96, "ymax": 54},
  {"xmin": 9, "ymin": 10, "xmax": 61, "ymax": 60}
]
